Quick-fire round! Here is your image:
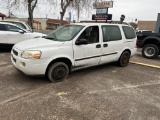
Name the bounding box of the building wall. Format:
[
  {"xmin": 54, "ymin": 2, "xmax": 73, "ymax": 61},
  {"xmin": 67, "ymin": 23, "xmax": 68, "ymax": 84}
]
[
  {"xmin": 34, "ymin": 18, "xmax": 47, "ymax": 30},
  {"xmin": 138, "ymin": 21, "xmax": 156, "ymax": 31}
]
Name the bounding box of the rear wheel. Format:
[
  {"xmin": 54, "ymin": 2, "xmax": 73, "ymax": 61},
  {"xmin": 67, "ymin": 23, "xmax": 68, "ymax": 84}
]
[
  {"xmin": 142, "ymin": 44, "xmax": 159, "ymax": 59},
  {"xmin": 47, "ymin": 62, "xmax": 69, "ymax": 83},
  {"xmin": 118, "ymin": 51, "xmax": 130, "ymax": 67}
]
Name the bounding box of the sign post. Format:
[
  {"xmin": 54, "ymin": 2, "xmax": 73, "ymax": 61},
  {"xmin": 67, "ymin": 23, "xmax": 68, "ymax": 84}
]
[{"xmin": 92, "ymin": 1, "xmax": 113, "ymax": 22}]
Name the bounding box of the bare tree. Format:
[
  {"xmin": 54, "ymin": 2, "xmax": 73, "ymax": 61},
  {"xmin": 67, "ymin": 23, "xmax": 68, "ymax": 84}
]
[
  {"xmin": 72, "ymin": 0, "xmax": 94, "ymax": 22},
  {"xmin": 1, "ymin": 0, "xmax": 38, "ymax": 31},
  {"xmin": 49, "ymin": 0, "xmax": 93, "ymax": 25},
  {"xmin": 27, "ymin": 0, "xmax": 38, "ymax": 31},
  {"xmin": 60, "ymin": 0, "xmax": 73, "ymax": 25},
  {"xmin": 0, "ymin": 0, "xmax": 18, "ymax": 17}
]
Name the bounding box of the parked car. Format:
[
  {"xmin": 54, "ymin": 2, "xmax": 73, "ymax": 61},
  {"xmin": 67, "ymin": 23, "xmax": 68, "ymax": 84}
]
[
  {"xmin": 137, "ymin": 31, "xmax": 160, "ymax": 59},
  {"xmin": 0, "ymin": 22, "xmax": 46, "ymax": 49},
  {"xmin": 11, "ymin": 23, "xmax": 137, "ymax": 82},
  {"xmin": 0, "ymin": 20, "xmax": 32, "ymax": 31}
]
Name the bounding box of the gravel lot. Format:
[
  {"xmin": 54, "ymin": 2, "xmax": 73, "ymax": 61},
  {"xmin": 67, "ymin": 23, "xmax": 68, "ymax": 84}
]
[{"xmin": 0, "ymin": 50, "xmax": 160, "ymax": 120}]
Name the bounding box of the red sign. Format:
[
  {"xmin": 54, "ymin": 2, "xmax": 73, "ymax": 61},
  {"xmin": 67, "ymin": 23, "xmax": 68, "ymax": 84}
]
[{"xmin": 93, "ymin": 1, "xmax": 113, "ymax": 9}]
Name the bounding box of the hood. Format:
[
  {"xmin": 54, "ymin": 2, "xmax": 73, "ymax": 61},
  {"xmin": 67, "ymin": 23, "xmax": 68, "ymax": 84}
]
[
  {"xmin": 14, "ymin": 38, "xmax": 64, "ymax": 51},
  {"xmin": 33, "ymin": 32, "xmax": 47, "ymax": 37}
]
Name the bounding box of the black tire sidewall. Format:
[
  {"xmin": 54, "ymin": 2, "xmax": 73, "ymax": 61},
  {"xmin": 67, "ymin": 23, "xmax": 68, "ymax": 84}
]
[
  {"xmin": 48, "ymin": 62, "xmax": 69, "ymax": 83},
  {"xmin": 118, "ymin": 51, "xmax": 130, "ymax": 67},
  {"xmin": 142, "ymin": 44, "xmax": 159, "ymax": 59}
]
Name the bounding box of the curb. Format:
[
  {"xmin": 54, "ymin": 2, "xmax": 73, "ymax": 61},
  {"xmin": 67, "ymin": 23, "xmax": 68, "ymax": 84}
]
[{"xmin": 130, "ymin": 61, "xmax": 160, "ymax": 69}]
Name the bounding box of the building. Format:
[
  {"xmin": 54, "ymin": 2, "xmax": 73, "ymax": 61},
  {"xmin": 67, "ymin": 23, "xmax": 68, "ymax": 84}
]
[
  {"xmin": 46, "ymin": 19, "xmax": 69, "ymax": 30},
  {"xmin": 3, "ymin": 17, "xmax": 69, "ymax": 30},
  {"xmin": 137, "ymin": 21, "xmax": 156, "ymax": 31}
]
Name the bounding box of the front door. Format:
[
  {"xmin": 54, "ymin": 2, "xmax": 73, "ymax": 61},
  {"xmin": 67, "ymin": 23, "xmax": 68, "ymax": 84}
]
[
  {"xmin": 73, "ymin": 26, "xmax": 102, "ymax": 67},
  {"xmin": 5, "ymin": 24, "xmax": 24, "ymax": 45}
]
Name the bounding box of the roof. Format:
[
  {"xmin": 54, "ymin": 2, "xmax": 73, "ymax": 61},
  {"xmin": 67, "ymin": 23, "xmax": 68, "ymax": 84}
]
[
  {"xmin": 33, "ymin": 20, "xmax": 41, "ymax": 24},
  {"xmin": 70, "ymin": 23, "xmax": 128, "ymax": 27},
  {"xmin": 46, "ymin": 19, "xmax": 69, "ymax": 24},
  {"xmin": 0, "ymin": 21, "xmax": 15, "ymax": 25},
  {"xmin": 0, "ymin": 13, "xmax": 6, "ymax": 17},
  {"xmin": 1, "ymin": 20, "xmax": 26, "ymax": 24}
]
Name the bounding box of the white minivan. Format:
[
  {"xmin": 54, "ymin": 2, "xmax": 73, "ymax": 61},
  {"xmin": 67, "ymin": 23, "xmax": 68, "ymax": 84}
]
[{"xmin": 11, "ymin": 23, "xmax": 137, "ymax": 82}]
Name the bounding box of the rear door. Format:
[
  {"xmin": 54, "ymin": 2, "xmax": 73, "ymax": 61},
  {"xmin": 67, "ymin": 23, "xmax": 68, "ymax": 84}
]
[{"xmin": 100, "ymin": 25, "xmax": 124, "ymax": 64}]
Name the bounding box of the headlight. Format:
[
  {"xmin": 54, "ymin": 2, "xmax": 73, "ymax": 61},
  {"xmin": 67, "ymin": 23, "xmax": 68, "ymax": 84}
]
[{"xmin": 21, "ymin": 50, "xmax": 41, "ymax": 59}]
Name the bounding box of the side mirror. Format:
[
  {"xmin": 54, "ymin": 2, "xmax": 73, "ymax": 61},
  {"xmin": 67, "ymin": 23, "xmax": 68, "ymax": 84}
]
[
  {"xmin": 19, "ymin": 30, "xmax": 24, "ymax": 34},
  {"xmin": 75, "ymin": 39, "xmax": 88, "ymax": 45}
]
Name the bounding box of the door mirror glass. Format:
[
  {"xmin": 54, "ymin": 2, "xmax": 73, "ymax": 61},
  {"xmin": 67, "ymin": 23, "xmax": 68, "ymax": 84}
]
[
  {"xmin": 75, "ymin": 39, "xmax": 88, "ymax": 45},
  {"xmin": 19, "ymin": 30, "xmax": 24, "ymax": 34}
]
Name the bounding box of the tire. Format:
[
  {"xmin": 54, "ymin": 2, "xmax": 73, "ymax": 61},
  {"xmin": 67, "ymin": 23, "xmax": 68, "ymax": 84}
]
[
  {"xmin": 142, "ymin": 44, "xmax": 159, "ymax": 59},
  {"xmin": 47, "ymin": 62, "xmax": 69, "ymax": 83},
  {"xmin": 118, "ymin": 51, "xmax": 130, "ymax": 67}
]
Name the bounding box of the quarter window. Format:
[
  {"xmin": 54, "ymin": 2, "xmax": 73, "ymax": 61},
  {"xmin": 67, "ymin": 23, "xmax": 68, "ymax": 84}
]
[
  {"xmin": 122, "ymin": 26, "xmax": 136, "ymax": 39},
  {"xmin": 102, "ymin": 25, "xmax": 122, "ymax": 42}
]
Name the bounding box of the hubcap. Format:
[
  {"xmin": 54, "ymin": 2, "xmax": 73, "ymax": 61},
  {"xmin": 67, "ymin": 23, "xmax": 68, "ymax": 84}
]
[
  {"xmin": 122, "ymin": 54, "xmax": 128, "ymax": 64},
  {"xmin": 52, "ymin": 66, "xmax": 66, "ymax": 80},
  {"xmin": 144, "ymin": 47, "xmax": 155, "ymax": 57}
]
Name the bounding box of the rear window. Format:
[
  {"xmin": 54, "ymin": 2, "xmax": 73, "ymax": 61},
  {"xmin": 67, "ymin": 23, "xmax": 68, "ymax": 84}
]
[{"xmin": 122, "ymin": 26, "xmax": 136, "ymax": 39}]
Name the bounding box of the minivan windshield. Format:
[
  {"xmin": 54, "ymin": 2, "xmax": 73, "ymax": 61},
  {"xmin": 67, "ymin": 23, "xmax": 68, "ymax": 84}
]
[{"xmin": 45, "ymin": 25, "xmax": 84, "ymax": 41}]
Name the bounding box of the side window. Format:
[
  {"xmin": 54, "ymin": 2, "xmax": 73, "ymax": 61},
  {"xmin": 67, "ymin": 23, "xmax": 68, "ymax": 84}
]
[
  {"xmin": 102, "ymin": 25, "xmax": 122, "ymax": 42},
  {"xmin": 5, "ymin": 25, "xmax": 21, "ymax": 32},
  {"xmin": 122, "ymin": 26, "xmax": 136, "ymax": 39},
  {"xmin": 78, "ymin": 26, "xmax": 99, "ymax": 44},
  {"xmin": 0, "ymin": 24, "xmax": 7, "ymax": 31}
]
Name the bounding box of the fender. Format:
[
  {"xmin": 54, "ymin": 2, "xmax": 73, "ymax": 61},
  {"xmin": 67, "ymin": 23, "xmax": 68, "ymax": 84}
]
[{"xmin": 142, "ymin": 36, "xmax": 160, "ymax": 46}]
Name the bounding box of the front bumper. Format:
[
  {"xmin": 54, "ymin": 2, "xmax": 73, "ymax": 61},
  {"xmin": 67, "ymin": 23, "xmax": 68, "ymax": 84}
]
[{"xmin": 11, "ymin": 47, "xmax": 48, "ymax": 75}]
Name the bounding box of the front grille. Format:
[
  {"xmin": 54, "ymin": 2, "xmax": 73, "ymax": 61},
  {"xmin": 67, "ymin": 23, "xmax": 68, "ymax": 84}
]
[{"xmin": 13, "ymin": 49, "xmax": 18, "ymax": 56}]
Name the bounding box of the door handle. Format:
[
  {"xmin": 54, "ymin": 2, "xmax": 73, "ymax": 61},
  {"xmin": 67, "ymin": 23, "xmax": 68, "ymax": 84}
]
[
  {"xmin": 96, "ymin": 44, "xmax": 101, "ymax": 48},
  {"xmin": 103, "ymin": 44, "xmax": 108, "ymax": 47}
]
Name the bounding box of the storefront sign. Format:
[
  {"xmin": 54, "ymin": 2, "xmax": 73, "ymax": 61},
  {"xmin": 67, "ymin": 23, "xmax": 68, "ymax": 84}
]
[
  {"xmin": 96, "ymin": 9, "xmax": 108, "ymax": 15},
  {"xmin": 92, "ymin": 14, "xmax": 112, "ymax": 20},
  {"xmin": 93, "ymin": 1, "xmax": 113, "ymax": 9}
]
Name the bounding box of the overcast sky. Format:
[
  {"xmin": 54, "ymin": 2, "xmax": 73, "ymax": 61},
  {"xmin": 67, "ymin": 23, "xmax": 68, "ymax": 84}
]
[{"xmin": 0, "ymin": 0, "xmax": 159, "ymax": 22}]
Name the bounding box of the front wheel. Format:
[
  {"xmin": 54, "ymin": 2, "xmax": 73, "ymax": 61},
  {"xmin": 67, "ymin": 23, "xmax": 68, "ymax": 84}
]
[
  {"xmin": 118, "ymin": 51, "xmax": 130, "ymax": 67},
  {"xmin": 142, "ymin": 44, "xmax": 159, "ymax": 59},
  {"xmin": 47, "ymin": 62, "xmax": 69, "ymax": 83}
]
